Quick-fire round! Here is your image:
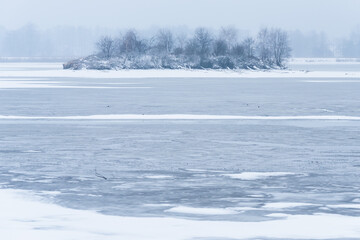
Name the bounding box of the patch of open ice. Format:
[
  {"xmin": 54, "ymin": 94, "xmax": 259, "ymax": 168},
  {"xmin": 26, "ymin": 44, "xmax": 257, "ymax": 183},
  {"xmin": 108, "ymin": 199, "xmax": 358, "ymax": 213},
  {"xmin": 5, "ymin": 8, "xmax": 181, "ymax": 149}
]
[
  {"xmin": 266, "ymin": 213, "xmax": 290, "ymax": 218},
  {"xmin": 2, "ymin": 189, "xmax": 360, "ymax": 239},
  {"xmin": 263, "ymin": 202, "xmax": 317, "ymax": 209},
  {"xmin": 37, "ymin": 191, "xmax": 62, "ymax": 196},
  {"xmin": 165, "ymin": 206, "xmax": 238, "ymax": 215},
  {"xmin": 248, "ymin": 194, "xmax": 265, "ymax": 198},
  {"xmin": 32, "ymin": 179, "xmax": 54, "ymax": 183},
  {"xmin": 223, "ymin": 172, "xmax": 297, "ymax": 180},
  {"xmin": 144, "ymin": 204, "xmax": 174, "ymax": 207},
  {"xmin": 230, "ymin": 207, "xmax": 259, "ymax": 211},
  {"xmin": 22, "ymin": 150, "xmax": 42, "ymax": 153},
  {"xmin": 185, "ymin": 169, "xmax": 210, "ymax": 172},
  {"xmin": 327, "ymin": 204, "xmax": 360, "ymax": 209},
  {"xmin": 316, "ymin": 108, "xmax": 335, "ymax": 113},
  {"xmin": 185, "ymin": 168, "xmax": 225, "ymax": 173},
  {"xmin": 144, "ymin": 175, "xmax": 173, "ymax": 179}
]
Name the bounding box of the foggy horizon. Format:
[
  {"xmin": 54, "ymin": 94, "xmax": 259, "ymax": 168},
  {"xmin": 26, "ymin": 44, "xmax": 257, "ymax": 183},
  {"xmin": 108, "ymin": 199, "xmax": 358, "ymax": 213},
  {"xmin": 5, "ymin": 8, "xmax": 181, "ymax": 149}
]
[
  {"xmin": 1, "ymin": 0, "xmax": 360, "ymax": 38},
  {"xmin": 1, "ymin": 0, "xmax": 360, "ymax": 58}
]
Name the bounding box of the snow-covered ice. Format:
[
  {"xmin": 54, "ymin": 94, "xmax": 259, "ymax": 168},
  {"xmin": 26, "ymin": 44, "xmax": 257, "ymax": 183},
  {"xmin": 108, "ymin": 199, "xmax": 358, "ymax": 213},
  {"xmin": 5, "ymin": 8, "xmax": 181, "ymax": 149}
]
[
  {"xmin": 0, "ymin": 61, "xmax": 360, "ymax": 79},
  {"xmin": 144, "ymin": 175, "xmax": 173, "ymax": 179},
  {"xmin": 1, "ymin": 61, "xmax": 360, "ymax": 239},
  {"xmin": 327, "ymin": 204, "xmax": 360, "ymax": 209},
  {"xmin": 2, "ymin": 189, "xmax": 360, "ymax": 240},
  {"xmin": 165, "ymin": 206, "xmax": 238, "ymax": 215},
  {"xmin": 263, "ymin": 202, "xmax": 318, "ymax": 209}
]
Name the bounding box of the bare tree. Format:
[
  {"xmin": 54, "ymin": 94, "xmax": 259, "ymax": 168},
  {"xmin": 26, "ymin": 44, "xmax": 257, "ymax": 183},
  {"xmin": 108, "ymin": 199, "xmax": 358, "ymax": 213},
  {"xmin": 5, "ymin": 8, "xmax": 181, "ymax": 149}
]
[
  {"xmin": 231, "ymin": 44, "xmax": 245, "ymax": 58},
  {"xmin": 73, "ymin": 26, "xmax": 292, "ymax": 70},
  {"xmin": 242, "ymin": 37, "xmax": 256, "ymax": 59},
  {"xmin": 156, "ymin": 29, "xmax": 174, "ymax": 54},
  {"xmin": 256, "ymin": 28, "xmax": 273, "ymax": 65},
  {"xmin": 96, "ymin": 36, "xmax": 115, "ymax": 59},
  {"xmin": 213, "ymin": 39, "xmax": 228, "ymax": 56},
  {"xmin": 219, "ymin": 26, "xmax": 238, "ymax": 48},
  {"xmin": 193, "ymin": 27, "xmax": 213, "ymax": 59},
  {"xmin": 121, "ymin": 30, "xmax": 139, "ymax": 57},
  {"xmin": 184, "ymin": 38, "xmax": 199, "ymax": 57},
  {"xmin": 175, "ymin": 32, "xmax": 188, "ymax": 49},
  {"xmin": 256, "ymin": 28, "xmax": 291, "ymax": 67},
  {"xmin": 269, "ymin": 28, "xmax": 291, "ymax": 67}
]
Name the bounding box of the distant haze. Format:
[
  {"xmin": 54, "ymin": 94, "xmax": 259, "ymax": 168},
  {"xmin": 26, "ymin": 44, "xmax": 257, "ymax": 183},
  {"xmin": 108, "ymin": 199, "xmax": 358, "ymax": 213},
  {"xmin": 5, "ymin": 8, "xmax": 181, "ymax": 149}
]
[
  {"xmin": 1, "ymin": 0, "xmax": 360, "ymax": 38},
  {"xmin": 1, "ymin": 0, "xmax": 360, "ymax": 58}
]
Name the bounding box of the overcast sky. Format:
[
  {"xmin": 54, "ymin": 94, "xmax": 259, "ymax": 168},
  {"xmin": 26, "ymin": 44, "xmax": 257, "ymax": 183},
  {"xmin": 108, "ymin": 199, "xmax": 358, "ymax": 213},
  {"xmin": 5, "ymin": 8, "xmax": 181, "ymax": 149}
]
[{"xmin": 1, "ymin": 0, "xmax": 360, "ymax": 37}]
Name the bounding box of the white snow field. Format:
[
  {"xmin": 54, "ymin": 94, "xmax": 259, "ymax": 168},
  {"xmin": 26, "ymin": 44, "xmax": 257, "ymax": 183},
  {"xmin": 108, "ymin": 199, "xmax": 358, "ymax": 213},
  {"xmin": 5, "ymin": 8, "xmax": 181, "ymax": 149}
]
[
  {"xmin": 2, "ymin": 189, "xmax": 360, "ymax": 240},
  {"xmin": 1, "ymin": 60, "xmax": 360, "ymax": 239},
  {"xmin": 1, "ymin": 61, "xmax": 360, "ymax": 80}
]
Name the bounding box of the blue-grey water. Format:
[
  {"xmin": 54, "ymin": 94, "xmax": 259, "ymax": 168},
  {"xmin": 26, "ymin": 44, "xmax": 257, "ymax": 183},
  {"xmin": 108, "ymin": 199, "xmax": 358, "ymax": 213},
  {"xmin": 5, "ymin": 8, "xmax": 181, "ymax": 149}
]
[{"xmin": 0, "ymin": 63, "xmax": 360, "ymax": 222}]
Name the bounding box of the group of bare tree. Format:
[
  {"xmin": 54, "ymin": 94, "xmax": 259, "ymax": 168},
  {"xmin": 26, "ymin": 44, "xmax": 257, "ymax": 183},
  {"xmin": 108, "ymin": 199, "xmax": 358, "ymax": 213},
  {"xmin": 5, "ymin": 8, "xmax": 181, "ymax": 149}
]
[
  {"xmin": 257, "ymin": 28, "xmax": 292, "ymax": 66},
  {"xmin": 66, "ymin": 27, "xmax": 291, "ymax": 70}
]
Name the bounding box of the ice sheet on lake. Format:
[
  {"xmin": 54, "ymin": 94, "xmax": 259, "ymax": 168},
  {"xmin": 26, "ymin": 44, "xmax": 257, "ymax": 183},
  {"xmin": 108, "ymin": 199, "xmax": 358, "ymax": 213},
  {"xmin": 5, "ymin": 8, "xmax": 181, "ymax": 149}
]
[
  {"xmin": 165, "ymin": 206, "xmax": 238, "ymax": 215},
  {"xmin": 1, "ymin": 62, "xmax": 360, "ymax": 79},
  {"xmin": 2, "ymin": 189, "xmax": 360, "ymax": 240},
  {"xmin": 2, "ymin": 61, "xmax": 360, "ymax": 239},
  {"xmin": 263, "ymin": 202, "xmax": 318, "ymax": 209},
  {"xmin": 327, "ymin": 204, "xmax": 360, "ymax": 209},
  {"xmin": 21, "ymin": 150, "xmax": 42, "ymax": 153},
  {"xmin": 144, "ymin": 175, "xmax": 173, "ymax": 179}
]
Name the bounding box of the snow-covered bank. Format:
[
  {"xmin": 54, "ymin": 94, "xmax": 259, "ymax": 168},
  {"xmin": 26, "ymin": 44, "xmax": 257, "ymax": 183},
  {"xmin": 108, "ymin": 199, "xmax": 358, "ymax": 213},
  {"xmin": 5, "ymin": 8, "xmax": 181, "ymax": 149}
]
[
  {"xmin": 1, "ymin": 62, "xmax": 360, "ymax": 79},
  {"xmin": 2, "ymin": 189, "xmax": 360, "ymax": 240},
  {"xmin": 1, "ymin": 68, "xmax": 360, "ymax": 79},
  {"xmin": 0, "ymin": 114, "xmax": 360, "ymax": 120}
]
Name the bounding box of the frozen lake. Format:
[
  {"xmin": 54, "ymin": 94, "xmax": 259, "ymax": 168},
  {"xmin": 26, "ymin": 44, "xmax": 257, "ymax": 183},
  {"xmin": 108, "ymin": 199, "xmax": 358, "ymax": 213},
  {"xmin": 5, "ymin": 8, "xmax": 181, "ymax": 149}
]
[{"xmin": 1, "ymin": 62, "xmax": 360, "ymax": 239}]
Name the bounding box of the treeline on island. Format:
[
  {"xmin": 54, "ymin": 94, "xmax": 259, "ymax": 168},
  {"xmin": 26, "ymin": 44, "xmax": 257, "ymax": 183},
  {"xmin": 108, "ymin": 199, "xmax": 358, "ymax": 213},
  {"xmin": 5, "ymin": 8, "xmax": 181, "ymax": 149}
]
[{"xmin": 63, "ymin": 27, "xmax": 291, "ymax": 70}]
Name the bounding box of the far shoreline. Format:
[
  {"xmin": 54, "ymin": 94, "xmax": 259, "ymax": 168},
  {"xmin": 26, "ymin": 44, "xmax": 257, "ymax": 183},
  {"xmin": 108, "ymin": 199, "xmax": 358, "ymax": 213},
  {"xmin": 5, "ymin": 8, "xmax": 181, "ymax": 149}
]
[{"xmin": 0, "ymin": 62, "xmax": 360, "ymax": 80}]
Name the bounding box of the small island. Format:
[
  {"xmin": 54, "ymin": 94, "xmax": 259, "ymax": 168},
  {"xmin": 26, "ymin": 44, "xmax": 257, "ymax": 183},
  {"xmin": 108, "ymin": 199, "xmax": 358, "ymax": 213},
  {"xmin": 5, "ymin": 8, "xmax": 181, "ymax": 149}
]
[{"xmin": 63, "ymin": 27, "xmax": 291, "ymax": 70}]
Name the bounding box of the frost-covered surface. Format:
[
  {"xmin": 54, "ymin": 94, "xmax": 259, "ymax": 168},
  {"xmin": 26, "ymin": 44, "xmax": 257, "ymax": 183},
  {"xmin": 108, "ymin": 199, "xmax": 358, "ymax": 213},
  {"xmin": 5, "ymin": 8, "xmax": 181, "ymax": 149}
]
[
  {"xmin": 3, "ymin": 189, "xmax": 360, "ymax": 240},
  {"xmin": 1, "ymin": 61, "xmax": 360, "ymax": 239},
  {"xmin": 63, "ymin": 55, "xmax": 267, "ymax": 71},
  {"xmin": 1, "ymin": 62, "xmax": 360, "ymax": 79}
]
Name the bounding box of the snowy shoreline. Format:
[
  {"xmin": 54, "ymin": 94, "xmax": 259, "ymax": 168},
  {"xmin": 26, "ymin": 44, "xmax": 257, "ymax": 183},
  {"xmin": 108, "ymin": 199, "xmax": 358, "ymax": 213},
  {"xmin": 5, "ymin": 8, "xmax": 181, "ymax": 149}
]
[
  {"xmin": 2, "ymin": 60, "xmax": 360, "ymax": 239},
  {"xmin": 0, "ymin": 61, "xmax": 360, "ymax": 79},
  {"xmin": 1, "ymin": 68, "xmax": 360, "ymax": 79},
  {"xmin": 2, "ymin": 188, "xmax": 360, "ymax": 240}
]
